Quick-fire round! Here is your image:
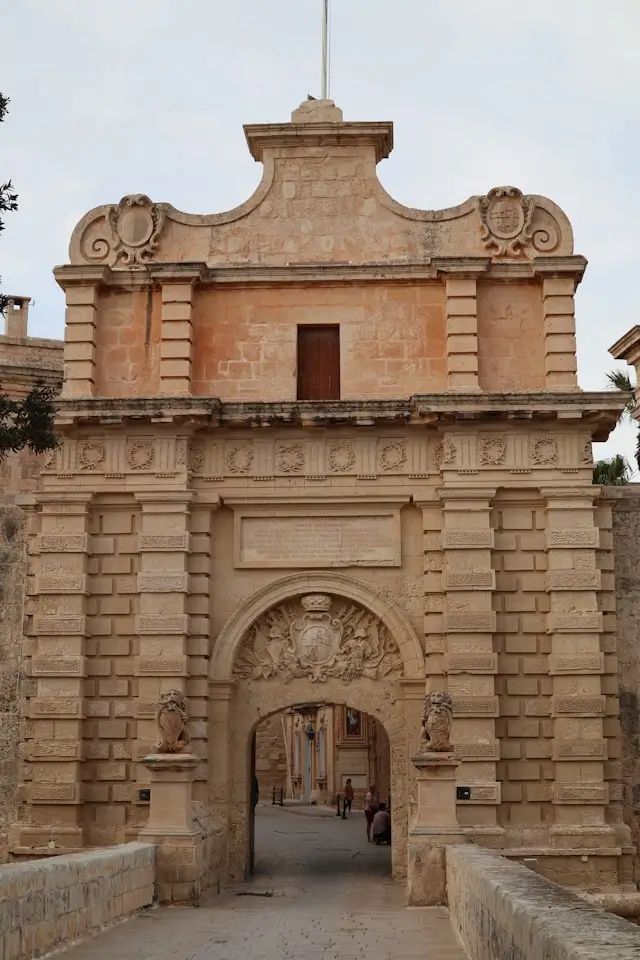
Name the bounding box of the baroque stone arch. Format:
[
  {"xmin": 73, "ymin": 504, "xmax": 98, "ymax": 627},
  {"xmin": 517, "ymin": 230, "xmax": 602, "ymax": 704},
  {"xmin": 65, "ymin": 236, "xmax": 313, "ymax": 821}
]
[{"xmin": 209, "ymin": 572, "xmax": 425, "ymax": 682}]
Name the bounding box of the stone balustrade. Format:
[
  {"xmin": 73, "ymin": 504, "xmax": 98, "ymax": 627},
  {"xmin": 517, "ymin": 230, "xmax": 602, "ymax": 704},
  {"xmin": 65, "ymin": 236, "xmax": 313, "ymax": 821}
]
[
  {"xmin": 0, "ymin": 843, "xmax": 155, "ymax": 960},
  {"xmin": 447, "ymin": 845, "xmax": 640, "ymax": 960}
]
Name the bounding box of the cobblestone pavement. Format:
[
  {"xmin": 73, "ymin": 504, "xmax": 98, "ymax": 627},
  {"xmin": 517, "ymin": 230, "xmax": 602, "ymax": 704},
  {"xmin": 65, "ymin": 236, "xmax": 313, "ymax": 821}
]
[{"xmin": 58, "ymin": 806, "xmax": 468, "ymax": 960}]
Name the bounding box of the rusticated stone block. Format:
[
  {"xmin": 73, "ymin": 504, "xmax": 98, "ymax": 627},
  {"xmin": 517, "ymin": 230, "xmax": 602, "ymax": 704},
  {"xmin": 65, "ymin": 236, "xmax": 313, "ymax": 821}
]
[
  {"xmin": 548, "ymin": 653, "xmax": 604, "ymax": 675},
  {"xmin": 552, "ymin": 739, "xmax": 607, "ymax": 761},
  {"xmin": 552, "ymin": 782, "xmax": 608, "ymax": 804},
  {"xmin": 545, "ymin": 528, "xmax": 599, "ymax": 549},
  {"xmin": 31, "ymin": 656, "xmax": 86, "ymax": 677},
  {"xmin": 444, "ymin": 653, "xmax": 497, "ymax": 674},
  {"xmin": 137, "ymin": 573, "xmax": 189, "ymax": 592},
  {"xmin": 442, "ymin": 530, "xmax": 494, "ymax": 549},
  {"xmin": 444, "ymin": 612, "xmax": 496, "ymax": 633},
  {"xmin": 551, "ymin": 695, "xmax": 606, "ymax": 717},
  {"xmin": 38, "ymin": 533, "xmax": 89, "ymax": 552},
  {"xmin": 136, "ymin": 614, "xmax": 189, "ymax": 634},
  {"xmin": 136, "ymin": 656, "xmax": 188, "ymax": 676},
  {"xmin": 33, "ymin": 615, "xmax": 87, "ymax": 635},
  {"xmin": 547, "ymin": 612, "xmax": 603, "ymax": 633},
  {"xmin": 138, "ymin": 533, "xmax": 190, "ymax": 552}
]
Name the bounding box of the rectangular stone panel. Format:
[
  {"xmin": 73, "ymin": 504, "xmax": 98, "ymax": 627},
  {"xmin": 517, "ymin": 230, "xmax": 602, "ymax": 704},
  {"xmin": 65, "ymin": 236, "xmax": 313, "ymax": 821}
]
[
  {"xmin": 136, "ymin": 615, "xmax": 189, "ymax": 634},
  {"xmin": 136, "ymin": 656, "xmax": 188, "ymax": 676},
  {"xmin": 34, "ymin": 616, "xmax": 87, "ymax": 636},
  {"xmin": 546, "ymin": 570, "xmax": 601, "ymax": 591},
  {"xmin": 31, "ymin": 783, "xmax": 80, "ymax": 803},
  {"xmin": 444, "ymin": 571, "xmax": 496, "ymax": 590},
  {"xmin": 37, "ymin": 575, "xmax": 88, "ymax": 594},
  {"xmin": 137, "ymin": 573, "xmax": 189, "ymax": 593},
  {"xmin": 31, "ymin": 656, "xmax": 86, "ymax": 677},
  {"xmin": 545, "ymin": 528, "xmax": 599, "ymax": 549},
  {"xmin": 30, "ymin": 698, "xmax": 82, "ymax": 718},
  {"xmin": 552, "ymin": 739, "xmax": 607, "ymax": 761},
  {"xmin": 39, "ymin": 534, "xmax": 89, "ymax": 553},
  {"xmin": 551, "ymin": 696, "xmax": 606, "ymax": 716},
  {"xmin": 455, "ymin": 782, "xmax": 501, "ymax": 805},
  {"xmin": 444, "ymin": 653, "xmax": 497, "ymax": 674},
  {"xmin": 552, "ymin": 783, "xmax": 608, "ymax": 804},
  {"xmin": 453, "ymin": 696, "xmax": 499, "ymax": 717},
  {"xmin": 235, "ymin": 511, "xmax": 401, "ymax": 568},
  {"xmin": 548, "ymin": 654, "xmax": 604, "ymax": 675},
  {"xmin": 138, "ymin": 534, "xmax": 191, "ymax": 552},
  {"xmin": 444, "ymin": 612, "xmax": 496, "ymax": 633},
  {"xmin": 28, "ymin": 741, "xmax": 83, "ymax": 761},
  {"xmin": 442, "ymin": 530, "xmax": 494, "ymax": 550},
  {"xmin": 454, "ymin": 741, "xmax": 500, "ymax": 761},
  {"xmin": 547, "ymin": 612, "xmax": 603, "ymax": 633}
]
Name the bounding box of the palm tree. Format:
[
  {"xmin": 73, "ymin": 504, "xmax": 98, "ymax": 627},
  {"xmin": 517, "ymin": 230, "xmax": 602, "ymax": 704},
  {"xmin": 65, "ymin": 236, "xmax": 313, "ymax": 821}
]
[
  {"xmin": 605, "ymin": 368, "xmax": 639, "ymax": 471},
  {"xmin": 592, "ymin": 454, "xmax": 631, "ymax": 486}
]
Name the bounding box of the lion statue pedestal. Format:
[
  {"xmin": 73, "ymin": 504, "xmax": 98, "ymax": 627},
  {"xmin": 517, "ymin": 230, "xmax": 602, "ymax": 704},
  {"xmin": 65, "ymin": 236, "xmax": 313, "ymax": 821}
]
[
  {"xmin": 138, "ymin": 690, "xmax": 202, "ymax": 904},
  {"xmin": 407, "ymin": 691, "xmax": 467, "ymax": 907}
]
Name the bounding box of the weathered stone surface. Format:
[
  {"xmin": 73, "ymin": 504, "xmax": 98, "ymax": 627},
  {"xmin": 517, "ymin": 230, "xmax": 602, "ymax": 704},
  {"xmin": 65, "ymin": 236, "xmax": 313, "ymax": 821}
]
[
  {"xmin": 447, "ymin": 844, "xmax": 640, "ymax": 960},
  {"xmin": 0, "ymin": 842, "xmax": 154, "ymax": 960}
]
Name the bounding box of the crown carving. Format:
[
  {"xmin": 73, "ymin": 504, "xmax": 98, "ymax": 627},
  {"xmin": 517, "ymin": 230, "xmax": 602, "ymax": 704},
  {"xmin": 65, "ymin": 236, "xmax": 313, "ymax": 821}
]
[{"xmin": 300, "ymin": 594, "xmax": 332, "ymax": 613}]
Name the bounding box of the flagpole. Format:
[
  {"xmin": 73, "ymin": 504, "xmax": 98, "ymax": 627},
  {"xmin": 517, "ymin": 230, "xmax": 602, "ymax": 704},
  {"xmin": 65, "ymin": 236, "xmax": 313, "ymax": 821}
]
[{"xmin": 321, "ymin": 0, "xmax": 329, "ymax": 99}]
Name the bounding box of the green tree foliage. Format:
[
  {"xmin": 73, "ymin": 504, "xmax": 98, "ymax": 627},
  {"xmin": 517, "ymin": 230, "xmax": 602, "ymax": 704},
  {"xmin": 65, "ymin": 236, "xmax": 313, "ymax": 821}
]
[
  {"xmin": 0, "ymin": 93, "xmax": 19, "ymax": 316},
  {"xmin": 0, "ymin": 93, "xmax": 57, "ymax": 458},
  {"xmin": 592, "ymin": 454, "xmax": 631, "ymax": 486}
]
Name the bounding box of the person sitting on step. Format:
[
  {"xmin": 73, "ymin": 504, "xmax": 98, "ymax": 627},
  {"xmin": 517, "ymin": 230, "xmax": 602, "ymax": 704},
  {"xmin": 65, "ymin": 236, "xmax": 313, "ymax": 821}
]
[{"xmin": 372, "ymin": 802, "xmax": 391, "ymax": 845}]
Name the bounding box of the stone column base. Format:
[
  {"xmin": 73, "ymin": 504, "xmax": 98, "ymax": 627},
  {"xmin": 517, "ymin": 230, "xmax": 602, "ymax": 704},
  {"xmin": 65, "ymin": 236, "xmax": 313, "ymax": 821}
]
[
  {"xmin": 138, "ymin": 752, "xmax": 202, "ymax": 904},
  {"xmin": 407, "ymin": 751, "xmax": 467, "ymax": 906},
  {"xmin": 408, "ymin": 825, "xmax": 466, "ymax": 906}
]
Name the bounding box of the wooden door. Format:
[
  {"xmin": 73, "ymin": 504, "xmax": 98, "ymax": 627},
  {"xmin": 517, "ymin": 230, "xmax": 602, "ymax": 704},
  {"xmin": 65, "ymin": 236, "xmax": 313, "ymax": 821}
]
[{"xmin": 297, "ymin": 325, "xmax": 340, "ymax": 400}]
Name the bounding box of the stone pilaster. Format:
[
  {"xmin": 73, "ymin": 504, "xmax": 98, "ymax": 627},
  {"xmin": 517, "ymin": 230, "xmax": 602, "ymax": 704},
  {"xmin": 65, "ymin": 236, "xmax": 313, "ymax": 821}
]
[
  {"xmin": 438, "ymin": 488, "xmax": 502, "ymax": 842},
  {"xmin": 158, "ymin": 271, "xmax": 201, "ymax": 395},
  {"xmin": 419, "ymin": 497, "xmax": 445, "ymax": 688},
  {"xmin": 15, "ymin": 492, "xmax": 92, "ymax": 852},
  {"xmin": 445, "ymin": 278, "xmax": 480, "ymax": 392},
  {"xmin": 542, "ymin": 277, "xmax": 578, "ymax": 391},
  {"xmin": 542, "ymin": 486, "xmax": 615, "ymax": 849},
  {"xmin": 134, "ymin": 493, "xmax": 192, "ymax": 777},
  {"xmin": 57, "ymin": 268, "xmax": 109, "ymax": 399}
]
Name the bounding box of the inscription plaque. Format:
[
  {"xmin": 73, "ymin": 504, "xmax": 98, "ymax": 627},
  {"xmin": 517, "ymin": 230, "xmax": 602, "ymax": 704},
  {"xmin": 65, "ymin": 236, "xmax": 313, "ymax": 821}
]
[{"xmin": 236, "ymin": 512, "xmax": 400, "ymax": 568}]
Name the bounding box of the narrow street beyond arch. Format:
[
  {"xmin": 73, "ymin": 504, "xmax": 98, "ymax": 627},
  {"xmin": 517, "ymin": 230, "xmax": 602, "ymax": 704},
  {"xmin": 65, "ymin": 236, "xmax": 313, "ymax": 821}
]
[{"xmin": 55, "ymin": 806, "xmax": 468, "ymax": 960}]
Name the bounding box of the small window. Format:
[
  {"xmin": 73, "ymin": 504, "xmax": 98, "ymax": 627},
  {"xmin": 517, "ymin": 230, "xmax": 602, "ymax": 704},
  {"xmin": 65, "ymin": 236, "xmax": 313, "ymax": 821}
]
[{"xmin": 297, "ymin": 325, "xmax": 340, "ymax": 401}]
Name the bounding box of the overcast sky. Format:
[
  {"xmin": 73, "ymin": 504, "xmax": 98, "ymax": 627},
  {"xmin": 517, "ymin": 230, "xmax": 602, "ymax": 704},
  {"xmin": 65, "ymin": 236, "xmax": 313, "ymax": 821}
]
[{"xmin": 2, "ymin": 0, "xmax": 639, "ymax": 464}]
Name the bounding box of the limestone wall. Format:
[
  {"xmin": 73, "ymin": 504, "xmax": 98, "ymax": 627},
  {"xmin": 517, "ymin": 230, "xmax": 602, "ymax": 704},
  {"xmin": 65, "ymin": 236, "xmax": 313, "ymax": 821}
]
[
  {"xmin": 255, "ymin": 714, "xmax": 288, "ymax": 799},
  {"xmin": 0, "ymin": 504, "xmax": 28, "ymax": 862},
  {"xmin": 0, "ymin": 842, "xmax": 154, "ymax": 960},
  {"xmin": 446, "ymin": 845, "xmax": 640, "ymax": 960},
  {"xmin": 608, "ymin": 486, "xmax": 640, "ymax": 877}
]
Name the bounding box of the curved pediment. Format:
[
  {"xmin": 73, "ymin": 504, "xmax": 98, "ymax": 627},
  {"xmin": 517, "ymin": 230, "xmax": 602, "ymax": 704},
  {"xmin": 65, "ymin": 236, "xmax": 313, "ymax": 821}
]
[{"xmin": 67, "ymin": 101, "xmax": 573, "ymax": 269}]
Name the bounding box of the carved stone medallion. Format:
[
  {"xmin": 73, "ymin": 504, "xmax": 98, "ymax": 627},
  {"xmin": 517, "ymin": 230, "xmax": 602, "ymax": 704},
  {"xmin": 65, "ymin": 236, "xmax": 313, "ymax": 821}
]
[
  {"xmin": 479, "ymin": 436, "xmax": 506, "ymax": 466},
  {"xmin": 127, "ymin": 439, "xmax": 155, "ymax": 470},
  {"xmin": 234, "ymin": 593, "xmax": 403, "ymax": 684},
  {"xmin": 479, "ymin": 186, "xmax": 534, "ymax": 258},
  {"xmin": 226, "ymin": 442, "xmax": 253, "ymax": 475},
  {"xmin": 276, "ymin": 442, "xmax": 304, "ymax": 474},
  {"xmin": 531, "ymin": 437, "xmax": 557, "ymax": 466},
  {"xmin": 108, "ymin": 195, "xmax": 165, "ymax": 266},
  {"xmin": 378, "ymin": 440, "xmax": 406, "ymax": 472},
  {"xmin": 434, "ymin": 440, "xmax": 457, "ymax": 470},
  {"xmin": 78, "ymin": 441, "xmax": 105, "ymax": 471},
  {"xmin": 328, "ymin": 441, "xmax": 355, "ymax": 473}
]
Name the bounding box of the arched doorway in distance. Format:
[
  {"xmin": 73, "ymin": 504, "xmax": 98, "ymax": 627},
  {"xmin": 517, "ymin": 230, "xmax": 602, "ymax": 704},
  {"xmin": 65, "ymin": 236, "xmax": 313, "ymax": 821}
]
[{"xmin": 250, "ymin": 701, "xmax": 393, "ymax": 879}]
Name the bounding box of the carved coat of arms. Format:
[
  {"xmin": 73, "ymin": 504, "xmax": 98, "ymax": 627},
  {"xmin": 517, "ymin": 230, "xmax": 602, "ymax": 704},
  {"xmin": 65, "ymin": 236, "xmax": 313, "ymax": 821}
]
[{"xmin": 234, "ymin": 594, "xmax": 403, "ymax": 684}]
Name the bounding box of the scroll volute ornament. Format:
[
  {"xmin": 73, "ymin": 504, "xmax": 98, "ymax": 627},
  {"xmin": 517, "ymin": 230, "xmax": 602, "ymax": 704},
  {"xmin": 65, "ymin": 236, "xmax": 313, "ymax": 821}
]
[
  {"xmin": 418, "ymin": 691, "xmax": 453, "ymax": 753},
  {"xmin": 155, "ymin": 689, "xmax": 191, "ymax": 753}
]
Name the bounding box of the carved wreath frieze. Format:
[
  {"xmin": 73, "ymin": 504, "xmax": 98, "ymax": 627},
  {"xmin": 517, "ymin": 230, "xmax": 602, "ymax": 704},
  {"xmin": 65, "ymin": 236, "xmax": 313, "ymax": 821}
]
[
  {"xmin": 478, "ymin": 186, "xmax": 559, "ymax": 259},
  {"xmin": 581, "ymin": 439, "xmax": 593, "ymax": 465},
  {"xmin": 127, "ymin": 439, "xmax": 155, "ymax": 470},
  {"xmin": 77, "ymin": 441, "xmax": 105, "ymax": 471},
  {"xmin": 276, "ymin": 442, "xmax": 304, "ymax": 474},
  {"xmin": 226, "ymin": 442, "xmax": 253, "ymax": 475},
  {"xmin": 531, "ymin": 437, "xmax": 558, "ymax": 465},
  {"xmin": 328, "ymin": 441, "xmax": 355, "ymax": 473},
  {"xmin": 234, "ymin": 593, "xmax": 403, "ymax": 684},
  {"xmin": 479, "ymin": 436, "xmax": 506, "ymax": 466},
  {"xmin": 434, "ymin": 440, "xmax": 457, "ymax": 470},
  {"xmin": 377, "ymin": 440, "xmax": 406, "ymax": 472},
  {"xmin": 188, "ymin": 443, "xmax": 205, "ymax": 473}
]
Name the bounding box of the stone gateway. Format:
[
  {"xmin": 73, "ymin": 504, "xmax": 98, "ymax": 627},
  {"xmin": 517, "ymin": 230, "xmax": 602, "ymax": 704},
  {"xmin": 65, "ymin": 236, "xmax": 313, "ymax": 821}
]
[{"xmin": 4, "ymin": 97, "xmax": 639, "ymax": 902}]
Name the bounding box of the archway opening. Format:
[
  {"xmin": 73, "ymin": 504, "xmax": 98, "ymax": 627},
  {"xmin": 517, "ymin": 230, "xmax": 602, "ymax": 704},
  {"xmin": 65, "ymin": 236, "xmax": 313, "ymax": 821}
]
[{"xmin": 250, "ymin": 702, "xmax": 392, "ymax": 881}]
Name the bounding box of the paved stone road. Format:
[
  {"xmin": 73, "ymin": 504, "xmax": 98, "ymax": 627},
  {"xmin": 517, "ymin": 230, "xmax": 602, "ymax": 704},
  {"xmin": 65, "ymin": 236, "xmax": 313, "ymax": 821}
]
[{"xmin": 59, "ymin": 805, "xmax": 468, "ymax": 960}]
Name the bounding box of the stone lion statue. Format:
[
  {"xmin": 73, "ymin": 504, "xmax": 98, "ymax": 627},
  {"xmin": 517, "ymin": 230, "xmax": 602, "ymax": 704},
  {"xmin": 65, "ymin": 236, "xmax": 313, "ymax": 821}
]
[
  {"xmin": 419, "ymin": 690, "xmax": 453, "ymax": 752},
  {"xmin": 155, "ymin": 689, "xmax": 191, "ymax": 754}
]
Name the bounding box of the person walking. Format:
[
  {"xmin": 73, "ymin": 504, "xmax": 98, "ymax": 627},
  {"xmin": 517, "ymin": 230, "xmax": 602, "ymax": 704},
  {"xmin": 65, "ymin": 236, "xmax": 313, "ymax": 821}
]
[
  {"xmin": 364, "ymin": 784, "xmax": 379, "ymax": 842},
  {"xmin": 344, "ymin": 778, "xmax": 354, "ymax": 815}
]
